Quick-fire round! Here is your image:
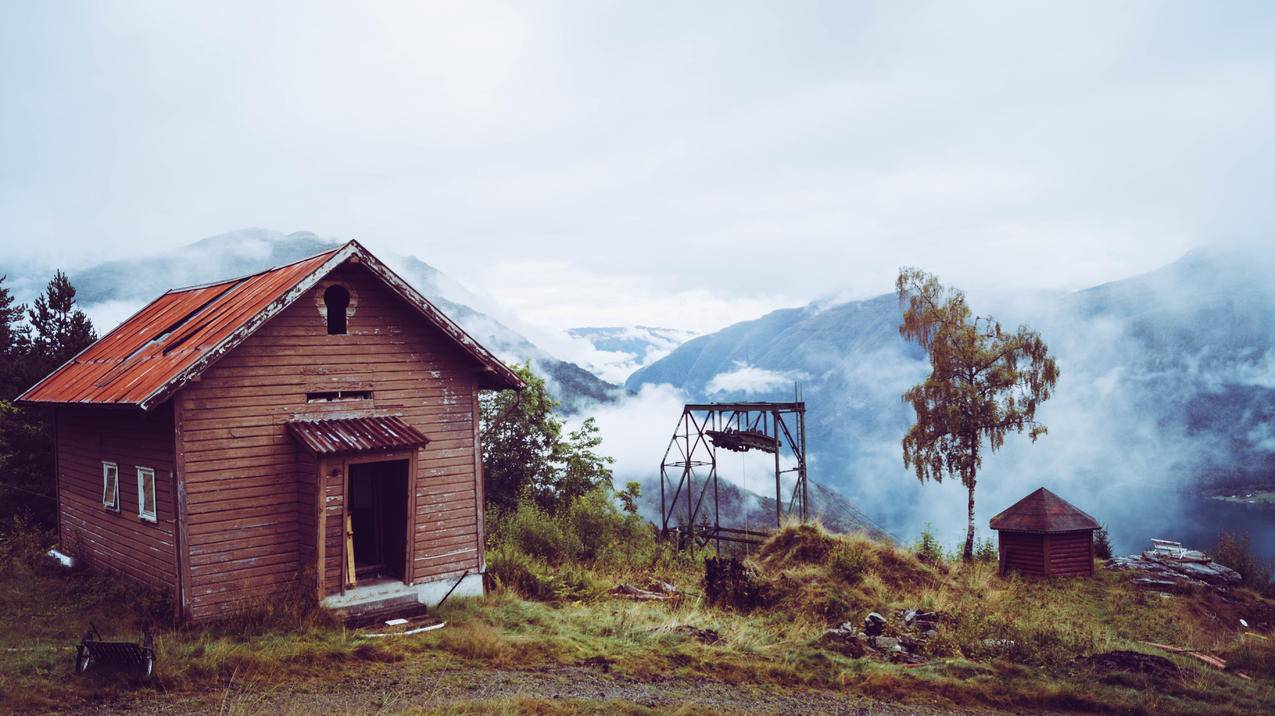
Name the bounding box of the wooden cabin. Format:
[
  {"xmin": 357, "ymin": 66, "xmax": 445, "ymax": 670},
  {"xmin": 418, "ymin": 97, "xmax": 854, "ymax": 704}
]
[
  {"xmin": 988, "ymin": 487, "xmax": 1100, "ymax": 578},
  {"xmin": 17, "ymin": 241, "xmax": 523, "ymax": 622}
]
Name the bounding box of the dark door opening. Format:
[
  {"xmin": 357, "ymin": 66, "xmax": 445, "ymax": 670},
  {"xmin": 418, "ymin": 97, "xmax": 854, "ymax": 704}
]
[{"xmin": 347, "ymin": 459, "xmax": 409, "ymax": 583}]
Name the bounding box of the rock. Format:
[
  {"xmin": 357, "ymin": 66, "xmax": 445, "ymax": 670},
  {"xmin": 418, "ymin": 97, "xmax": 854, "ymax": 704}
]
[
  {"xmin": 901, "ymin": 608, "xmax": 918, "ymax": 626},
  {"xmin": 816, "ymin": 627, "xmax": 866, "ymax": 658},
  {"xmin": 649, "ymin": 580, "xmax": 679, "ymax": 595},
  {"xmin": 669, "ymin": 625, "xmax": 721, "ymax": 644},
  {"xmin": 864, "ymin": 612, "xmax": 888, "ymax": 636},
  {"xmin": 1108, "ymin": 550, "xmax": 1243, "ymax": 589},
  {"xmin": 922, "ymin": 629, "xmax": 938, "ymax": 640},
  {"xmin": 870, "ymin": 635, "xmax": 901, "ymax": 652}
]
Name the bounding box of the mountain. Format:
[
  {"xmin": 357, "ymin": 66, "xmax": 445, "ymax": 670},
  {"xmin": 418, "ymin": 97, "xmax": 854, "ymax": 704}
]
[
  {"xmin": 566, "ymin": 326, "xmax": 697, "ymax": 384},
  {"xmin": 4, "ymin": 228, "xmax": 620, "ymax": 411},
  {"xmin": 628, "ymin": 247, "xmax": 1275, "ymax": 550}
]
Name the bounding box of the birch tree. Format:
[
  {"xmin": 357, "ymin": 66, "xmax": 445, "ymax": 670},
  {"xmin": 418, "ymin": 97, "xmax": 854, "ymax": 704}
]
[{"xmin": 896, "ymin": 268, "xmax": 1059, "ymax": 561}]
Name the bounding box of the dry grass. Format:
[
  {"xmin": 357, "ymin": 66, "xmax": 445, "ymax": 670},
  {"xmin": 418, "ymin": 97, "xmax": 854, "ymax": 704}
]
[{"xmin": 2, "ymin": 523, "xmax": 1273, "ymax": 714}]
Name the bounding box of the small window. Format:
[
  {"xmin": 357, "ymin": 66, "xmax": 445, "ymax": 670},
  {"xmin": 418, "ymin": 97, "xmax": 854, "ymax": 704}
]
[
  {"xmin": 102, "ymin": 462, "xmax": 119, "ymax": 511},
  {"xmin": 137, "ymin": 467, "xmax": 157, "ymax": 523},
  {"xmin": 324, "ymin": 285, "xmax": 350, "ymax": 335},
  {"xmin": 306, "ymin": 390, "xmax": 373, "ymax": 403}
]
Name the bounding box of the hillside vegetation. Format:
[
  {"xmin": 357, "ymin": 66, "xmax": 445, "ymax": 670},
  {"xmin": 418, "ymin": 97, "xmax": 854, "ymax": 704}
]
[{"xmin": 2, "ymin": 498, "xmax": 1272, "ymax": 715}]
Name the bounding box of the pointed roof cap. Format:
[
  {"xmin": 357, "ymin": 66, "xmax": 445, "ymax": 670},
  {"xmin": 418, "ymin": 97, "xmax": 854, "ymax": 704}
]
[
  {"xmin": 988, "ymin": 487, "xmax": 1100, "ymax": 533},
  {"xmin": 17, "ymin": 240, "xmax": 524, "ymax": 409}
]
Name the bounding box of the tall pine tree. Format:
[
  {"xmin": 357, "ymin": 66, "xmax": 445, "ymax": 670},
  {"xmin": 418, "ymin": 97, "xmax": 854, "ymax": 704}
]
[{"xmin": 0, "ymin": 271, "xmax": 96, "ymax": 530}]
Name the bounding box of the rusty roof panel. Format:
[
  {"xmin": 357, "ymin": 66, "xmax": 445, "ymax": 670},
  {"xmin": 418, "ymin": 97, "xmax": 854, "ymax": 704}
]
[
  {"xmin": 287, "ymin": 416, "xmax": 430, "ymax": 455},
  {"xmin": 17, "ymin": 239, "xmax": 524, "ymax": 410},
  {"xmin": 18, "ymin": 249, "xmax": 339, "ymax": 407},
  {"xmin": 989, "ymin": 487, "xmax": 1100, "ymax": 533}
]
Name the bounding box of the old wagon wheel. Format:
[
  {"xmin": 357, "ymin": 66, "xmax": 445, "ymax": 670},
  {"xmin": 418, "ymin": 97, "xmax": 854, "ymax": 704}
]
[
  {"xmin": 141, "ymin": 633, "xmax": 155, "ymax": 677},
  {"xmin": 74, "ymin": 631, "xmax": 93, "ymax": 674}
]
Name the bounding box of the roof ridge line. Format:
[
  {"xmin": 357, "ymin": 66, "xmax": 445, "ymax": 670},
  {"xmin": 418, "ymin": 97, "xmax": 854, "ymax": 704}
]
[{"xmin": 163, "ymin": 241, "xmax": 347, "ymax": 294}]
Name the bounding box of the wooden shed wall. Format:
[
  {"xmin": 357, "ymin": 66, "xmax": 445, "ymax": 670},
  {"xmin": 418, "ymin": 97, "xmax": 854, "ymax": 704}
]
[
  {"xmin": 1044, "ymin": 531, "xmax": 1093, "ymax": 577},
  {"xmin": 997, "ymin": 530, "xmax": 1094, "ymax": 577},
  {"xmin": 55, "ymin": 405, "xmax": 178, "ymax": 592},
  {"xmin": 998, "ymin": 531, "xmax": 1046, "ymax": 576},
  {"xmin": 176, "ymin": 262, "xmax": 484, "ymax": 621}
]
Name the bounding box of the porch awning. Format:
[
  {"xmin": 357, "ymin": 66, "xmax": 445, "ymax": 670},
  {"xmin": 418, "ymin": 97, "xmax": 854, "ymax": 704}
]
[{"xmin": 287, "ymin": 416, "xmax": 431, "ymax": 456}]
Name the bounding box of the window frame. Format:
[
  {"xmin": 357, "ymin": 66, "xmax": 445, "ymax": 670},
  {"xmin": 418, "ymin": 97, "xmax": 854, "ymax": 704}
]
[
  {"xmin": 102, "ymin": 461, "xmax": 120, "ymax": 512},
  {"xmin": 136, "ymin": 466, "xmax": 157, "ymax": 523}
]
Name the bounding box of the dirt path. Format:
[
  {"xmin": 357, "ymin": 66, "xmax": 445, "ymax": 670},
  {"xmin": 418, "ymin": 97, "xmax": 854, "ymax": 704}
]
[{"xmin": 82, "ymin": 663, "xmax": 994, "ymax": 715}]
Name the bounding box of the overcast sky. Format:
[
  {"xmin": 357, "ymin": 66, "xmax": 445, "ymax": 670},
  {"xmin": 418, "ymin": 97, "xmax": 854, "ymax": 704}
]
[{"xmin": 3, "ymin": 2, "xmax": 1273, "ymax": 334}]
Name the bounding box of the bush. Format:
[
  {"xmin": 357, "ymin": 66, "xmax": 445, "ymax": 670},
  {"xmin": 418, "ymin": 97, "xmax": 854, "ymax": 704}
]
[
  {"xmin": 973, "ymin": 537, "xmax": 997, "ymax": 563},
  {"xmin": 828, "ymin": 541, "xmax": 871, "ymax": 584},
  {"xmin": 1094, "ymin": 525, "xmax": 1113, "ymax": 559},
  {"xmin": 1212, "ymin": 530, "xmax": 1273, "ymax": 589},
  {"xmin": 498, "ymin": 501, "xmax": 581, "ymax": 565},
  {"xmin": 487, "ymin": 544, "xmax": 603, "ymax": 602},
  {"xmin": 0, "ymin": 515, "xmax": 54, "ymax": 571},
  {"xmin": 486, "ymin": 485, "xmax": 658, "ymax": 601},
  {"xmin": 913, "ymin": 524, "xmax": 947, "ymax": 565}
]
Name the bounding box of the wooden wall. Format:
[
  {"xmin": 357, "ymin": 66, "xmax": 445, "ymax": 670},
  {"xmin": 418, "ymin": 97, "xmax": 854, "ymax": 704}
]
[
  {"xmin": 176, "ymin": 262, "xmax": 484, "ymax": 620},
  {"xmin": 1044, "ymin": 531, "xmax": 1094, "ymax": 577},
  {"xmin": 998, "ymin": 531, "xmax": 1046, "ymax": 576},
  {"xmin": 997, "ymin": 530, "xmax": 1094, "ymax": 577},
  {"xmin": 56, "ymin": 405, "xmax": 178, "ymax": 593}
]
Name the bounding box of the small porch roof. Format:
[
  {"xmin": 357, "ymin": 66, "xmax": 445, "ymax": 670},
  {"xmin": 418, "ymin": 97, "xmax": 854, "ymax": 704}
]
[{"xmin": 287, "ymin": 416, "xmax": 430, "ymax": 456}]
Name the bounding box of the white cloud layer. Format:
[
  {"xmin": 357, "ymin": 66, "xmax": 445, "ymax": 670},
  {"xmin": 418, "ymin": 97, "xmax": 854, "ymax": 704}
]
[{"xmin": 4, "ymin": 3, "xmax": 1274, "ymax": 332}]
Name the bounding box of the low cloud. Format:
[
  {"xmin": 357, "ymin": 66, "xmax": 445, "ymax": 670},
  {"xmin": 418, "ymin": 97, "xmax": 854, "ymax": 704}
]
[{"xmin": 706, "ymin": 362, "xmax": 804, "ymax": 395}]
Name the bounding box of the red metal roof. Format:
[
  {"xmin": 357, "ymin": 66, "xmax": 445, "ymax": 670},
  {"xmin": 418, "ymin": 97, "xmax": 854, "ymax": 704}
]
[
  {"xmin": 18, "ymin": 241, "xmax": 523, "ymax": 410},
  {"xmin": 989, "ymin": 487, "xmax": 1100, "ymax": 533},
  {"xmin": 287, "ymin": 416, "xmax": 430, "ymax": 455}
]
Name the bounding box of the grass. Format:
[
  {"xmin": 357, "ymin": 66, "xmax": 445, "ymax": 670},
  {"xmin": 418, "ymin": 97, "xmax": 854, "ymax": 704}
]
[{"xmin": 1, "ymin": 523, "xmax": 1273, "ymax": 714}]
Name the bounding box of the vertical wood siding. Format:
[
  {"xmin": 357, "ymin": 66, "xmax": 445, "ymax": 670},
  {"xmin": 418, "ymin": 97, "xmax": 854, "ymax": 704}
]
[
  {"xmin": 176, "ymin": 263, "xmax": 483, "ymax": 620},
  {"xmin": 56, "ymin": 405, "xmax": 178, "ymax": 592}
]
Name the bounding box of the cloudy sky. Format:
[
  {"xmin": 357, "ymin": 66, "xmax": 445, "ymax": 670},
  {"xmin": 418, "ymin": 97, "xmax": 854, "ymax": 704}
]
[{"xmin": 3, "ymin": 1, "xmax": 1274, "ymax": 334}]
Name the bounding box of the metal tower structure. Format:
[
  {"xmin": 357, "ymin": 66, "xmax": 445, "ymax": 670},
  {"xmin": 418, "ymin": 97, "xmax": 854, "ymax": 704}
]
[{"xmin": 658, "ymin": 401, "xmax": 808, "ymax": 550}]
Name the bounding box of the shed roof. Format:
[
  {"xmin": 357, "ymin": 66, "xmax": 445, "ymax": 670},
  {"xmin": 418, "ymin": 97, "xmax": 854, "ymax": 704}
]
[
  {"xmin": 988, "ymin": 487, "xmax": 1100, "ymax": 534},
  {"xmin": 287, "ymin": 416, "xmax": 430, "ymax": 455},
  {"xmin": 17, "ymin": 240, "xmax": 524, "ymax": 410}
]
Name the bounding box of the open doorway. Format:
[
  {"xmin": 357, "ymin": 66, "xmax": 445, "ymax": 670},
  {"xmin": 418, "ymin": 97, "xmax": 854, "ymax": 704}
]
[{"xmin": 347, "ymin": 459, "xmax": 409, "ymax": 583}]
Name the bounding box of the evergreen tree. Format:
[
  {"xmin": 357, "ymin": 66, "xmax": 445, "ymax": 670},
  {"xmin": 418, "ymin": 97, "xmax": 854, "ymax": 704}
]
[
  {"xmin": 0, "ymin": 271, "xmax": 96, "ymax": 530},
  {"xmin": 896, "ymin": 267, "xmax": 1059, "ymax": 561},
  {"xmin": 27, "ymin": 270, "xmax": 95, "ymax": 373},
  {"xmin": 0, "ymin": 275, "xmax": 30, "ymax": 399}
]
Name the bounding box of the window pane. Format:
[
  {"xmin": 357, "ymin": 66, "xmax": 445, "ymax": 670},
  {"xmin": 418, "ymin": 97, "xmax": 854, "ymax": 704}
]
[
  {"xmin": 102, "ymin": 464, "xmax": 118, "ymax": 508},
  {"xmin": 138, "ymin": 468, "xmax": 156, "ymax": 521},
  {"xmin": 142, "ymin": 471, "xmax": 154, "ymax": 513}
]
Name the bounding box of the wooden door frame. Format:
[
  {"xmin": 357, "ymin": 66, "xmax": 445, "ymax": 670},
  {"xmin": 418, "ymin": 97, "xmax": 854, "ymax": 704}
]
[{"xmin": 317, "ymin": 449, "xmax": 417, "ymax": 597}]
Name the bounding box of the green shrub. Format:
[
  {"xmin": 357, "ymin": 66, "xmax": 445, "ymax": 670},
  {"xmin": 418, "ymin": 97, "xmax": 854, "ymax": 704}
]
[
  {"xmin": 491, "ymin": 485, "xmax": 656, "ymax": 570},
  {"xmin": 1213, "ymin": 530, "xmax": 1273, "ymax": 589},
  {"xmin": 1093, "ymin": 525, "xmax": 1113, "ymax": 559},
  {"xmin": 973, "ymin": 537, "xmax": 997, "ymax": 563},
  {"xmin": 0, "ymin": 515, "xmax": 54, "ymax": 571},
  {"xmin": 913, "ymin": 524, "xmax": 948, "ymax": 565},
  {"xmin": 487, "ymin": 544, "xmax": 603, "ymax": 602},
  {"xmin": 500, "ymin": 500, "xmax": 581, "ymax": 564},
  {"xmin": 827, "ymin": 542, "xmax": 870, "ymax": 584}
]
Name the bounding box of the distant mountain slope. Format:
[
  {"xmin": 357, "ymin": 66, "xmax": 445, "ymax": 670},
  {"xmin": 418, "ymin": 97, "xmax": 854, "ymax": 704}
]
[
  {"xmin": 4, "ymin": 228, "xmax": 619, "ymax": 411},
  {"xmin": 628, "ymin": 247, "xmax": 1275, "ymax": 545},
  {"xmin": 566, "ymin": 326, "xmax": 697, "ymax": 383}
]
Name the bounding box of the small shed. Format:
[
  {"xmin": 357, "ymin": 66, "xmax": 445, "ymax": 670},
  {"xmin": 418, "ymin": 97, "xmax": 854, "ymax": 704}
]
[{"xmin": 989, "ymin": 487, "xmax": 1100, "ymax": 578}]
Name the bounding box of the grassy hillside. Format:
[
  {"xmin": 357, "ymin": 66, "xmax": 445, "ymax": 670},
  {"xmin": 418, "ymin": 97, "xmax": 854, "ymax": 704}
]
[{"xmin": 1, "ymin": 514, "xmax": 1272, "ymax": 714}]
